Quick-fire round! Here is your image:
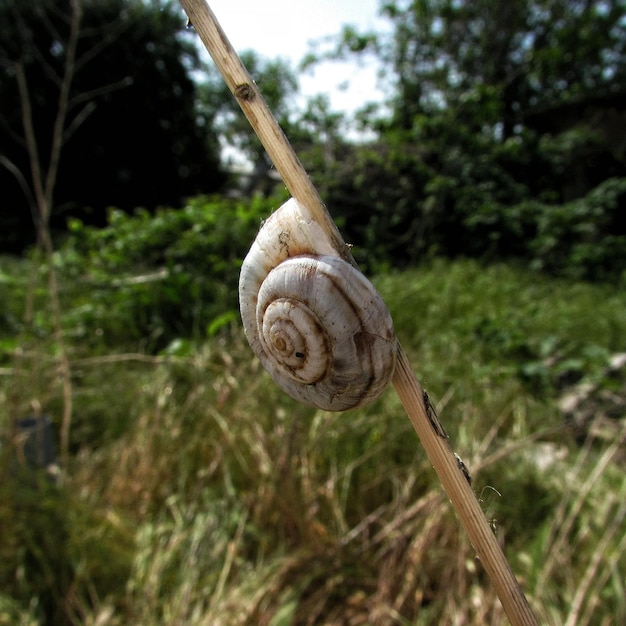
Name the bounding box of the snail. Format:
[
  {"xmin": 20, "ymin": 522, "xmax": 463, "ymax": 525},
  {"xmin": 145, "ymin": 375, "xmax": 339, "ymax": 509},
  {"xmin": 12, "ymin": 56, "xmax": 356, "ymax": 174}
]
[{"xmin": 239, "ymin": 198, "xmax": 397, "ymax": 411}]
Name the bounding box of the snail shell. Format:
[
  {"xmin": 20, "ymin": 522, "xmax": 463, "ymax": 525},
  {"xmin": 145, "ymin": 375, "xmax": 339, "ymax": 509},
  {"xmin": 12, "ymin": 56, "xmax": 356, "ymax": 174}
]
[{"xmin": 239, "ymin": 198, "xmax": 397, "ymax": 411}]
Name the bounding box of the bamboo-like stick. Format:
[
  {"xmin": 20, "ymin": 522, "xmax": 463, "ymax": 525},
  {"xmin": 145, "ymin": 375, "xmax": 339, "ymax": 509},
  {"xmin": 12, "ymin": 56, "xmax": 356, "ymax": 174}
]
[{"xmin": 178, "ymin": 2, "xmax": 539, "ymax": 624}]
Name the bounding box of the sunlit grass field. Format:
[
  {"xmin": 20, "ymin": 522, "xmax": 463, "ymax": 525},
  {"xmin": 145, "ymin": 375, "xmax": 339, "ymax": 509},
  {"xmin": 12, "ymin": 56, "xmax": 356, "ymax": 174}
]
[{"xmin": 1, "ymin": 257, "xmax": 625, "ymax": 625}]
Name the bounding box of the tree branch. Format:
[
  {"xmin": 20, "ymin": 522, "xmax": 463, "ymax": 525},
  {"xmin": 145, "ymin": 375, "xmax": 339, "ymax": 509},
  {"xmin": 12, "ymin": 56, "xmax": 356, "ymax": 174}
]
[
  {"xmin": 68, "ymin": 76, "xmax": 133, "ymax": 109},
  {"xmin": 14, "ymin": 61, "xmax": 46, "ymax": 220},
  {"xmin": 0, "ymin": 154, "xmax": 39, "ymax": 229},
  {"xmin": 74, "ymin": 14, "xmax": 132, "ymax": 72},
  {"xmin": 62, "ymin": 101, "xmax": 97, "ymax": 144},
  {"xmin": 43, "ymin": 0, "xmax": 83, "ymax": 222}
]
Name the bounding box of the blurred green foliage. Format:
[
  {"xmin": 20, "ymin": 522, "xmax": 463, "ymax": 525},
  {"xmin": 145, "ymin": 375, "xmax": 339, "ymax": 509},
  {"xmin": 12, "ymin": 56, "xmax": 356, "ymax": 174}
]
[
  {"xmin": 298, "ymin": 0, "xmax": 626, "ymax": 278},
  {"xmin": 1, "ymin": 258, "xmax": 625, "ymax": 625},
  {"xmin": 54, "ymin": 194, "xmax": 287, "ymax": 351},
  {"xmin": 10, "ymin": 173, "xmax": 618, "ymax": 365}
]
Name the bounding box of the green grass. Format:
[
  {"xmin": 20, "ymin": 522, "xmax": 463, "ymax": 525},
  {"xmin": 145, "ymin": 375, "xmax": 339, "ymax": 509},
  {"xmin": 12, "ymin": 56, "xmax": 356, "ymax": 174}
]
[{"xmin": 1, "ymin": 257, "xmax": 625, "ymax": 625}]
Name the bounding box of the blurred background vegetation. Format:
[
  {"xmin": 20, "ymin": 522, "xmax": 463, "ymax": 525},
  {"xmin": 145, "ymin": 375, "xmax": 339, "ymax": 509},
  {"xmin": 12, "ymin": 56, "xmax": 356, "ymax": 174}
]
[{"xmin": 0, "ymin": 0, "xmax": 625, "ymax": 625}]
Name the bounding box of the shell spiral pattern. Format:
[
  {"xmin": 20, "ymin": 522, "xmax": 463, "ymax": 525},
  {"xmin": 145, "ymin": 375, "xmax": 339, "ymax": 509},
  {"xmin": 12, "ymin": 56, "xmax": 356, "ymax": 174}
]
[{"xmin": 239, "ymin": 199, "xmax": 397, "ymax": 411}]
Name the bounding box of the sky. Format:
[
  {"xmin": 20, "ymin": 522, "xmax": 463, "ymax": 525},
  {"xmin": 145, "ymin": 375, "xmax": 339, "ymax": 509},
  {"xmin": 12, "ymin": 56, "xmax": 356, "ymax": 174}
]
[{"xmin": 200, "ymin": 0, "xmax": 390, "ymax": 115}]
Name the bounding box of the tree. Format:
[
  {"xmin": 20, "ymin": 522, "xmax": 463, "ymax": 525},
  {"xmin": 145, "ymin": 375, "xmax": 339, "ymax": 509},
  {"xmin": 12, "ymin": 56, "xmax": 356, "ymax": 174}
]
[
  {"xmin": 0, "ymin": 0, "xmax": 90, "ymax": 465},
  {"xmin": 303, "ymin": 0, "xmax": 626, "ymax": 276},
  {"xmin": 377, "ymin": 0, "xmax": 626, "ymax": 135},
  {"xmin": 197, "ymin": 50, "xmax": 298, "ymax": 195},
  {"xmin": 0, "ymin": 0, "xmax": 225, "ymax": 253},
  {"xmin": 0, "ymin": 0, "xmax": 229, "ymax": 462}
]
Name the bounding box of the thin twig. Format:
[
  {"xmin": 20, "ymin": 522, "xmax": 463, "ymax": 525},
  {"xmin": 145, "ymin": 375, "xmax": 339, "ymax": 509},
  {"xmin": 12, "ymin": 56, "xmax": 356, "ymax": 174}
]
[{"xmin": 177, "ymin": 2, "xmax": 540, "ymax": 624}]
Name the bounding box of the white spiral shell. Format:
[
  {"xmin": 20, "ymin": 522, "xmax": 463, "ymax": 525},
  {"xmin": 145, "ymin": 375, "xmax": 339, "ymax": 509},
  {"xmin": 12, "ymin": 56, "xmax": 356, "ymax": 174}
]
[{"xmin": 239, "ymin": 198, "xmax": 397, "ymax": 411}]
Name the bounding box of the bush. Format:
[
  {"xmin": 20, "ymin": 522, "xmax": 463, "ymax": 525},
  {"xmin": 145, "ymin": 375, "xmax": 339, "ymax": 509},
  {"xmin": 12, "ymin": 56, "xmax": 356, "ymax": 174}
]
[
  {"xmin": 56, "ymin": 194, "xmax": 288, "ymax": 351},
  {"xmin": 304, "ymin": 107, "xmax": 626, "ymax": 281},
  {"xmin": 526, "ymin": 177, "xmax": 626, "ymax": 280}
]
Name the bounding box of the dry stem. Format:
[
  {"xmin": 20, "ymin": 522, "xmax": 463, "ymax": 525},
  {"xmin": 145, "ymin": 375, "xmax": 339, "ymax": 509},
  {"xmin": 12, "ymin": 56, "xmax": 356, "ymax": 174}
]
[
  {"xmin": 11, "ymin": 1, "xmax": 85, "ymax": 464},
  {"xmin": 177, "ymin": 1, "xmax": 540, "ymax": 624}
]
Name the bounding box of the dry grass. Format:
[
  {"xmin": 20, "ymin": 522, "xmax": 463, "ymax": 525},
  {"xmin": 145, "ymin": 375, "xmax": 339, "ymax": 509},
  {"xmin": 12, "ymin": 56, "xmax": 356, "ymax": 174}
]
[{"xmin": 1, "ymin": 260, "xmax": 625, "ymax": 625}]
